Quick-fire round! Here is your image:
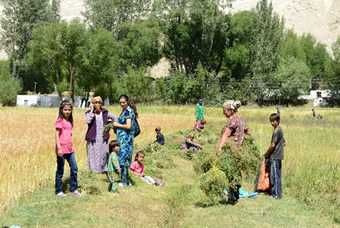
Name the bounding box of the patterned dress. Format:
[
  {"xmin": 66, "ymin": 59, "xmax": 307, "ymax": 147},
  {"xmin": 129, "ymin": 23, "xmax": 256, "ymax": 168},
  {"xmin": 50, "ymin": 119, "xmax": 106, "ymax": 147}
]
[
  {"xmin": 116, "ymin": 107, "xmax": 135, "ymax": 184},
  {"xmin": 86, "ymin": 111, "xmax": 117, "ymax": 173},
  {"xmin": 222, "ymin": 114, "xmax": 249, "ymax": 148}
]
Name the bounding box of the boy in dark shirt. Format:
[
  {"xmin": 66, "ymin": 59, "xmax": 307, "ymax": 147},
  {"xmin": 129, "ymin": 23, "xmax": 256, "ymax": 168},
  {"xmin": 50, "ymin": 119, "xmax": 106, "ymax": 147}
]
[
  {"xmin": 264, "ymin": 113, "xmax": 286, "ymax": 199},
  {"xmin": 151, "ymin": 126, "xmax": 165, "ymax": 145}
]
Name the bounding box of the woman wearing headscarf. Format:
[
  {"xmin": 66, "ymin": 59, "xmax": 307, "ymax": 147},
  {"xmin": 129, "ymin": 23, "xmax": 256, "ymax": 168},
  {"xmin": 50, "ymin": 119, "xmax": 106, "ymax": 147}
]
[
  {"xmin": 85, "ymin": 96, "xmax": 117, "ymax": 173},
  {"xmin": 216, "ymin": 100, "xmax": 251, "ymax": 203},
  {"xmin": 181, "ymin": 133, "xmax": 203, "ymax": 155},
  {"xmin": 195, "ymin": 99, "xmax": 204, "ymax": 123},
  {"xmin": 217, "ymin": 100, "xmax": 251, "ymax": 155},
  {"xmin": 113, "ymin": 94, "xmax": 137, "ymax": 186}
]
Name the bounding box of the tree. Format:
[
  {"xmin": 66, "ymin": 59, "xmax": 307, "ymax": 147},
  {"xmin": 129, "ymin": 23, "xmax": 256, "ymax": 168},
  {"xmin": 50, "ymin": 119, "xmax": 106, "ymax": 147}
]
[
  {"xmin": 248, "ymin": 0, "xmax": 284, "ymax": 101},
  {"xmin": 223, "ymin": 11, "xmax": 255, "ymax": 80},
  {"xmin": 77, "ymin": 28, "xmax": 120, "ymax": 102},
  {"xmin": 115, "ymin": 18, "xmax": 162, "ymax": 70},
  {"xmin": 300, "ymin": 33, "xmax": 333, "ymax": 89},
  {"xmin": 121, "ymin": 67, "xmax": 153, "ymax": 103},
  {"xmin": 158, "ymin": 0, "xmax": 231, "ymax": 74},
  {"xmin": 0, "ymin": 60, "xmax": 22, "ymax": 106},
  {"xmin": 0, "ymin": 0, "xmax": 60, "ymax": 77},
  {"xmin": 280, "ymin": 29, "xmax": 306, "ymax": 62},
  {"xmin": 29, "ymin": 20, "xmax": 87, "ymax": 102},
  {"xmin": 275, "ymin": 57, "xmax": 311, "ymax": 104},
  {"xmin": 83, "ymin": 0, "xmax": 152, "ymax": 33}
]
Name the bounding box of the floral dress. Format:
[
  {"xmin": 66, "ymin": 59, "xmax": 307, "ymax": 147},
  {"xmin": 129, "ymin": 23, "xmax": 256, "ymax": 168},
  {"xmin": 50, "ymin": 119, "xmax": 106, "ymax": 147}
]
[{"xmin": 116, "ymin": 107, "xmax": 135, "ymax": 184}]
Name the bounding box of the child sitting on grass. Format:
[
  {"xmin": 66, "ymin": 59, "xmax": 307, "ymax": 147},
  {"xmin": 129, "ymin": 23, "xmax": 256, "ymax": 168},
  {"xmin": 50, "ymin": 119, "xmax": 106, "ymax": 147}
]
[
  {"xmin": 130, "ymin": 151, "xmax": 164, "ymax": 186},
  {"xmin": 193, "ymin": 119, "xmax": 206, "ymax": 131},
  {"xmin": 264, "ymin": 113, "xmax": 286, "ymax": 199},
  {"xmin": 108, "ymin": 140, "xmax": 121, "ymax": 193}
]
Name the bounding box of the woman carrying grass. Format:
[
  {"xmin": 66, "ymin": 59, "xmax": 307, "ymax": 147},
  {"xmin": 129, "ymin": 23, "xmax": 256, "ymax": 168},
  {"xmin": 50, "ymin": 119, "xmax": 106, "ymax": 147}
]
[{"xmin": 217, "ymin": 100, "xmax": 251, "ymax": 203}]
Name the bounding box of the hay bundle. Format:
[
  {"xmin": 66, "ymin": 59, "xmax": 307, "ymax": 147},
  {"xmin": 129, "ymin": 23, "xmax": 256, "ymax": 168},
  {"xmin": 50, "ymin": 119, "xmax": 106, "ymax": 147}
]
[
  {"xmin": 199, "ymin": 166, "xmax": 227, "ymax": 203},
  {"xmin": 197, "ymin": 136, "xmax": 262, "ymax": 203}
]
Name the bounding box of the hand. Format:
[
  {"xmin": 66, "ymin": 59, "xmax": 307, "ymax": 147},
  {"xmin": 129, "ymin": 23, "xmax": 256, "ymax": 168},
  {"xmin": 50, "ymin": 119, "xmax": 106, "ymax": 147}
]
[
  {"xmin": 57, "ymin": 148, "xmax": 63, "ymax": 158},
  {"xmin": 113, "ymin": 122, "xmax": 119, "ymax": 127},
  {"xmin": 216, "ymin": 148, "xmax": 222, "ymax": 156},
  {"xmin": 200, "ymin": 146, "xmax": 204, "ymax": 150},
  {"xmin": 89, "ymin": 104, "xmax": 94, "ymax": 112},
  {"xmin": 117, "ymin": 168, "xmax": 121, "ymax": 173}
]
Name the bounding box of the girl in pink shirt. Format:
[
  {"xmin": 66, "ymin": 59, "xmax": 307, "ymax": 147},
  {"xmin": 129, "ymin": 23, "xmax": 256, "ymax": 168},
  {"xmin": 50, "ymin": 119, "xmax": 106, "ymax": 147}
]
[
  {"xmin": 55, "ymin": 100, "xmax": 81, "ymax": 197},
  {"xmin": 130, "ymin": 151, "xmax": 164, "ymax": 186}
]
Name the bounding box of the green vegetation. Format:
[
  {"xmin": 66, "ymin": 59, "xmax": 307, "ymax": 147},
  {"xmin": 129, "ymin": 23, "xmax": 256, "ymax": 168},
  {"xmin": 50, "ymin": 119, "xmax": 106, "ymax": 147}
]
[
  {"xmin": 0, "ymin": 106, "xmax": 339, "ymax": 226},
  {"xmin": 0, "ymin": 0, "xmax": 339, "ymax": 106}
]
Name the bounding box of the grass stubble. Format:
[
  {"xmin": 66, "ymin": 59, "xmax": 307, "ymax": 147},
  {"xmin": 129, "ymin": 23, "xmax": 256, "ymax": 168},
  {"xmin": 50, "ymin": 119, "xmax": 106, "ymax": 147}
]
[{"xmin": 0, "ymin": 105, "xmax": 339, "ymax": 226}]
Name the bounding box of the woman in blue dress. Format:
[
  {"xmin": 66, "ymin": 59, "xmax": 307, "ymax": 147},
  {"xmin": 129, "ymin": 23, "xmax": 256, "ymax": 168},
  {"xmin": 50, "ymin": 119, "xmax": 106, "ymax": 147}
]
[{"xmin": 113, "ymin": 94, "xmax": 137, "ymax": 186}]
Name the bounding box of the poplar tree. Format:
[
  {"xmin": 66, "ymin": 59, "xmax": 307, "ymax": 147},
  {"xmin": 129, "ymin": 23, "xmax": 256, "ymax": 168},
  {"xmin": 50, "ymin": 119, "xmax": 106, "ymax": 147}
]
[{"xmin": 0, "ymin": 0, "xmax": 60, "ymax": 77}]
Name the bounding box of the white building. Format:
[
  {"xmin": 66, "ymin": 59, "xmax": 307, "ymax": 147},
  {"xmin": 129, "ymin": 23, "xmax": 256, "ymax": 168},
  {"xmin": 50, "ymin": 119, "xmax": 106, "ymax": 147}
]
[
  {"xmin": 298, "ymin": 90, "xmax": 331, "ymax": 107},
  {"xmin": 16, "ymin": 95, "xmax": 109, "ymax": 108}
]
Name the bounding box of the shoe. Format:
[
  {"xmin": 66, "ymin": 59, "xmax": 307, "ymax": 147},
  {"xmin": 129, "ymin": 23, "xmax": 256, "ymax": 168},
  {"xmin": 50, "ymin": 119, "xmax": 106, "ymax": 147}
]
[
  {"xmin": 159, "ymin": 180, "xmax": 165, "ymax": 187},
  {"xmin": 56, "ymin": 192, "xmax": 66, "ymax": 197},
  {"xmin": 71, "ymin": 190, "xmax": 82, "ymax": 196},
  {"xmin": 118, "ymin": 182, "xmax": 125, "ymax": 187},
  {"xmin": 154, "ymin": 178, "xmax": 160, "ymax": 185}
]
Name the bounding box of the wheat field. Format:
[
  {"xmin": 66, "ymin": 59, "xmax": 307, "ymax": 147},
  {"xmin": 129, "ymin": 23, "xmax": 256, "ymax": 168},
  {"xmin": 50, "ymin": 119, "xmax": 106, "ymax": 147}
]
[{"xmin": 0, "ymin": 105, "xmax": 339, "ymax": 218}]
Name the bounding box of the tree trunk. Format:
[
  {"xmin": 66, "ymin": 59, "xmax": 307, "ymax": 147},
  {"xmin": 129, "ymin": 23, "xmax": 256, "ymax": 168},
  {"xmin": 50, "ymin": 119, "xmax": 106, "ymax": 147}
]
[{"xmin": 69, "ymin": 67, "xmax": 73, "ymax": 104}]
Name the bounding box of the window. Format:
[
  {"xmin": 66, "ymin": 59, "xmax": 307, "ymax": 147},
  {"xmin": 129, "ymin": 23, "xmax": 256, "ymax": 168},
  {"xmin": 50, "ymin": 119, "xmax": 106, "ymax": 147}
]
[
  {"xmin": 317, "ymin": 92, "xmax": 321, "ymax": 98},
  {"xmin": 38, "ymin": 101, "xmax": 41, "ymax": 106},
  {"xmin": 24, "ymin": 100, "xmax": 28, "ymax": 106}
]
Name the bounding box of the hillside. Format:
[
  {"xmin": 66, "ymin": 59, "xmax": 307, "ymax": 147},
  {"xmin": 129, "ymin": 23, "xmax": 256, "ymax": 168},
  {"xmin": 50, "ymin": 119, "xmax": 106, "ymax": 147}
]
[{"xmin": 57, "ymin": 0, "xmax": 340, "ymax": 51}]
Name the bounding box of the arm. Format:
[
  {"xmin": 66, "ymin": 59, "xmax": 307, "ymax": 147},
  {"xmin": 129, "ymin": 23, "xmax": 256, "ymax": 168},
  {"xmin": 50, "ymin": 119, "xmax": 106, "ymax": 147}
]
[
  {"xmin": 264, "ymin": 141, "xmax": 276, "ymax": 158},
  {"xmin": 55, "ymin": 129, "xmax": 63, "ymax": 158},
  {"xmin": 217, "ymin": 128, "xmax": 232, "ymax": 156},
  {"xmin": 85, "ymin": 111, "xmax": 95, "ymax": 124},
  {"xmin": 112, "ymin": 154, "xmax": 121, "ymax": 173},
  {"xmin": 186, "ymin": 138, "xmax": 203, "ymax": 150},
  {"xmin": 113, "ymin": 118, "xmax": 131, "ymax": 130},
  {"xmin": 108, "ymin": 111, "xmax": 118, "ymax": 122},
  {"xmin": 130, "ymin": 166, "xmax": 144, "ymax": 177}
]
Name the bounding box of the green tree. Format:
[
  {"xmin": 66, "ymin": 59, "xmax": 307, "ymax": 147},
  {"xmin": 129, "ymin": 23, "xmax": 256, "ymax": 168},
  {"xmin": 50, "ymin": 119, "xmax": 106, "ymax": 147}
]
[
  {"xmin": 0, "ymin": 0, "xmax": 60, "ymax": 77},
  {"xmin": 275, "ymin": 57, "xmax": 311, "ymax": 104},
  {"xmin": 300, "ymin": 33, "xmax": 333, "ymax": 89},
  {"xmin": 280, "ymin": 29, "xmax": 306, "ymax": 62},
  {"xmin": 248, "ymin": 0, "xmax": 284, "ymax": 101},
  {"xmin": 115, "ymin": 18, "xmax": 162, "ymax": 70},
  {"xmin": 158, "ymin": 0, "xmax": 231, "ymax": 74},
  {"xmin": 77, "ymin": 28, "xmax": 119, "ymax": 101},
  {"xmin": 223, "ymin": 11, "xmax": 255, "ymax": 80},
  {"xmin": 83, "ymin": 0, "xmax": 152, "ymax": 33},
  {"xmin": 0, "ymin": 60, "xmax": 22, "ymax": 106},
  {"xmin": 29, "ymin": 20, "xmax": 87, "ymax": 102},
  {"xmin": 121, "ymin": 67, "xmax": 153, "ymax": 103}
]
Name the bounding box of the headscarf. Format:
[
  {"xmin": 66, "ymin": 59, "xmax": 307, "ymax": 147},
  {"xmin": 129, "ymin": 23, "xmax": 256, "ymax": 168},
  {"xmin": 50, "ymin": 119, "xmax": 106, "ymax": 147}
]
[
  {"xmin": 92, "ymin": 96, "xmax": 103, "ymax": 114},
  {"xmin": 187, "ymin": 133, "xmax": 194, "ymax": 139},
  {"xmin": 92, "ymin": 96, "xmax": 103, "ymax": 104},
  {"xmin": 222, "ymin": 100, "xmax": 241, "ymax": 112}
]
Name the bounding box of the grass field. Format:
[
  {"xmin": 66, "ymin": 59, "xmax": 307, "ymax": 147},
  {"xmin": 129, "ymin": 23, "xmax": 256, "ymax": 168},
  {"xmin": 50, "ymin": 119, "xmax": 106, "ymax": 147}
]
[{"xmin": 0, "ymin": 105, "xmax": 339, "ymax": 227}]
